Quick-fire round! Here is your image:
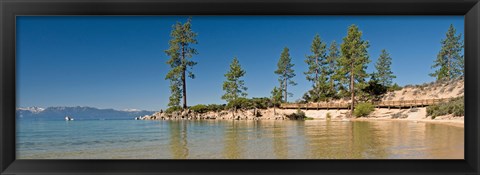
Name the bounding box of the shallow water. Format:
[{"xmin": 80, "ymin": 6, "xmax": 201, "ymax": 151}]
[{"xmin": 16, "ymin": 119, "xmax": 464, "ymax": 159}]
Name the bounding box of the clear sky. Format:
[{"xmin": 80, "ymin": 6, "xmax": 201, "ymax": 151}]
[{"xmin": 16, "ymin": 16, "xmax": 464, "ymax": 111}]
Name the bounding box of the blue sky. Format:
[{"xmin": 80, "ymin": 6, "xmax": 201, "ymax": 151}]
[{"xmin": 16, "ymin": 16, "xmax": 464, "ymax": 111}]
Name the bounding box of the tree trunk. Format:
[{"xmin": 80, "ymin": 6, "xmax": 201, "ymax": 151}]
[
  {"xmin": 350, "ymin": 62, "xmax": 355, "ymax": 117},
  {"xmin": 315, "ymin": 56, "xmax": 318, "ymax": 81},
  {"xmin": 273, "ymin": 97, "xmax": 277, "ymax": 116},
  {"xmin": 447, "ymin": 52, "xmax": 451, "ymax": 81},
  {"xmin": 284, "ymin": 78, "xmax": 288, "ymax": 102},
  {"xmin": 182, "ymin": 68, "xmax": 187, "ymax": 109},
  {"xmin": 181, "ymin": 44, "xmax": 187, "ymax": 109}
]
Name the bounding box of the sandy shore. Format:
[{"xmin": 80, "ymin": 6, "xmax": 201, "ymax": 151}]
[{"xmin": 290, "ymin": 107, "xmax": 464, "ymax": 128}]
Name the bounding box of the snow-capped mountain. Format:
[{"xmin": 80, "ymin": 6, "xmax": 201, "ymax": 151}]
[
  {"xmin": 121, "ymin": 108, "xmax": 142, "ymax": 112},
  {"xmin": 16, "ymin": 106, "xmax": 154, "ymax": 120},
  {"xmin": 16, "ymin": 106, "xmax": 45, "ymax": 113}
]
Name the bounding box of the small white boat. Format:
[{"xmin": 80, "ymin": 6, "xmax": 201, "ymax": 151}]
[{"xmin": 65, "ymin": 116, "xmax": 74, "ymax": 121}]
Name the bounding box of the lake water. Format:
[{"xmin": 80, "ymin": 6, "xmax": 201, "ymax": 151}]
[{"xmin": 16, "ymin": 119, "xmax": 464, "ymax": 159}]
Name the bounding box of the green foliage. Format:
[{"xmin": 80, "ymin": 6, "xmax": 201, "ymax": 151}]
[
  {"xmin": 374, "ymin": 49, "xmax": 396, "ymax": 87},
  {"xmin": 226, "ymin": 97, "xmax": 254, "ymax": 110},
  {"xmin": 205, "ymin": 104, "xmax": 226, "ymax": 112},
  {"xmin": 353, "ymin": 102, "xmax": 375, "ymax": 117},
  {"xmin": 275, "ymin": 47, "xmax": 297, "ymax": 102},
  {"xmin": 427, "ymin": 96, "xmax": 464, "ymax": 118},
  {"xmin": 338, "ymin": 24, "xmax": 371, "ymax": 115},
  {"xmin": 222, "ymin": 57, "xmax": 248, "ymax": 102},
  {"xmin": 304, "ymin": 35, "xmax": 339, "ymax": 103},
  {"xmin": 430, "ymin": 24, "xmax": 464, "ymax": 81},
  {"xmin": 303, "ymin": 82, "xmax": 335, "ymax": 102},
  {"xmin": 337, "ymin": 24, "xmax": 370, "ymax": 88},
  {"xmin": 167, "ymin": 79, "xmax": 182, "ymax": 108},
  {"xmin": 189, "ymin": 104, "xmax": 226, "ymax": 113},
  {"xmin": 286, "ymin": 109, "xmax": 308, "ymax": 120},
  {"xmin": 189, "ymin": 104, "xmax": 208, "ymax": 113},
  {"xmin": 388, "ymin": 83, "xmax": 402, "ymax": 92},
  {"xmin": 226, "ymin": 97, "xmax": 274, "ymax": 110},
  {"xmin": 165, "ymin": 17, "xmax": 199, "ymax": 109},
  {"xmin": 165, "ymin": 106, "xmax": 183, "ymax": 114},
  {"xmin": 304, "ymin": 34, "xmax": 327, "ymax": 82},
  {"xmin": 361, "ymin": 74, "xmax": 388, "ymax": 102},
  {"xmin": 270, "ymin": 86, "xmax": 284, "ymax": 107},
  {"xmin": 327, "ymin": 40, "xmax": 342, "ymax": 98},
  {"xmin": 250, "ymin": 97, "xmax": 272, "ymax": 109}
]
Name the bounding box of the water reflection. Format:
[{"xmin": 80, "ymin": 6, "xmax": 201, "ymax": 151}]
[
  {"xmin": 169, "ymin": 121, "xmax": 189, "ymax": 159},
  {"xmin": 108, "ymin": 120, "xmax": 467, "ymax": 159},
  {"xmin": 272, "ymin": 121, "xmax": 288, "ymax": 159},
  {"xmin": 223, "ymin": 121, "xmax": 243, "ymax": 159},
  {"xmin": 424, "ymin": 123, "xmax": 464, "ymax": 159}
]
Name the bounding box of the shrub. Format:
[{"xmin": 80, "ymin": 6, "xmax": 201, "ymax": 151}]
[
  {"xmin": 205, "ymin": 104, "xmax": 226, "ymax": 112},
  {"xmin": 250, "ymin": 97, "xmax": 272, "ymax": 109},
  {"xmin": 388, "ymin": 83, "xmax": 403, "ymax": 92},
  {"xmin": 225, "ymin": 97, "xmax": 274, "ymax": 110},
  {"xmin": 189, "ymin": 104, "xmax": 208, "ymax": 113},
  {"xmin": 226, "ymin": 97, "xmax": 254, "ymax": 110},
  {"xmin": 426, "ymin": 96, "xmax": 464, "ymax": 118},
  {"xmin": 165, "ymin": 106, "xmax": 182, "ymax": 114},
  {"xmin": 286, "ymin": 109, "xmax": 308, "ymax": 120},
  {"xmin": 362, "ymin": 78, "xmax": 388, "ymax": 102},
  {"xmin": 353, "ymin": 102, "xmax": 375, "ymax": 117},
  {"xmin": 189, "ymin": 104, "xmax": 225, "ymax": 113},
  {"xmin": 392, "ymin": 113, "xmax": 408, "ymax": 119}
]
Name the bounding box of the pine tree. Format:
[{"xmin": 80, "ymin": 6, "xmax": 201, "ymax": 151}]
[
  {"xmin": 338, "ymin": 24, "xmax": 370, "ymax": 116},
  {"xmin": 374, "ymin": 49, "xmax": 396, "ymax": 87},
  {"xmin": 222, "ymin": 57, "xmax": 248, "ymax": 103},
  {"xmin": 304, "ymin": 34, "xmax": 331, "ymax": 102},
  {"xmin": 304, "ymin": 34, "xmax": 327, "ymax": 83},
  {"xmin": 270, "ymin": 86, "xmax": 283, "ymax": 115},
  {"xmin": 164, "ymin": 17, "xmax": 198, "ymax": 109},
  {"xmin": 327, "ymin": 40, "xmax": 341, "ymax": 97},
  {"xmin": 275, "ymin": 47, "xmax": 296, "ymax": 102},
  {"xmin": 167, "ymin": 78, "xmax": 182, "ymax": 108},
  {"xmin": 430, "ymin": 24, "xmax": 464, "ymax": 81}
]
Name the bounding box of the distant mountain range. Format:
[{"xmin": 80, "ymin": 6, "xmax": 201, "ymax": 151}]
[{"xmin": 16, "ymin": 106, "xmax": 155, "ymax": 121}]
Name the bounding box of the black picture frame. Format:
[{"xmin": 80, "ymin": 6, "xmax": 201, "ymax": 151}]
[{"xmin": 1, "ymin": 0, "xmax": 479, "ymax": 174}]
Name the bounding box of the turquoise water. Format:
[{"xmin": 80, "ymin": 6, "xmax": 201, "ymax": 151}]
[{"xmin": 16, "ymin": 119, "xmax": 464, "ymax": 159}]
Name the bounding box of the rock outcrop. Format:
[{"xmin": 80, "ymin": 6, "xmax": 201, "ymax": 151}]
[{"xmin": 136, "ymin": 108, "xmax": 291, "ymax": 121}]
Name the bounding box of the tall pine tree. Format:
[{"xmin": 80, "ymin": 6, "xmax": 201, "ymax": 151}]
[
  {"xmin": 374, "ymin": 49, "xmax": 396, "ymax": 87},
  {"xmin": 222, "ymin": 57, "xmax": 248, "ymax": 102},
  {"xmin": 430, "ymin": 24, "xmax": 464, "ymax": 81},
  {"xmin": 327, "ymin": 40, "xmax": 341, "ymax": 97},
  {"xmin": 165, "ymin": 17, "xmax": 198, "ymax": 109},
  {"xmin": 338, "ymin": 24, "xmax": 370, "ymax": 116},
  {"xmin": 304, "ymin": 34, "xmax": 330, "ymax": 102},
  {"xmin": 304, "ymin": 34, "xmax": 327, "ymax": 83},
  {"xmin": 275, "ymin": 47, "xmax": 296, "ymax": 102}
]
